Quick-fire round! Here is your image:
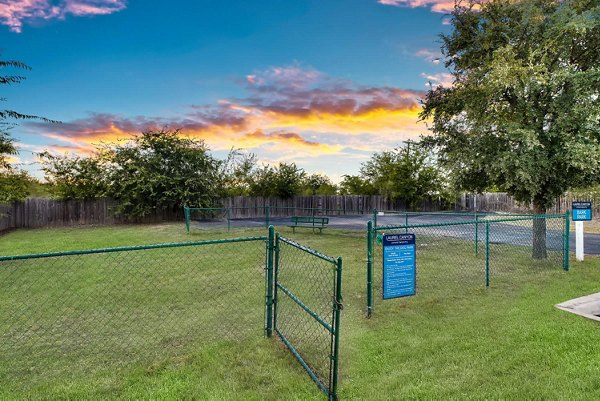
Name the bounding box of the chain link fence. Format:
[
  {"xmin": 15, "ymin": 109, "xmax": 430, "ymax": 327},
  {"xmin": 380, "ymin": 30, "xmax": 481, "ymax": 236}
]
[
  {"xmin": 274, "ymin": 235, "xmax": 342, "ymax": 401},
  {"xmin": 0, "ymin": 237, "xmax": 269, "ymax": 387},
  {"xmin": 367, "ymin": 214, "xmax": 569, "ymax": 316},
  {"xmin": 185, "ymin": 206, "xmax": 541, "ymax": 235},
  {"xmin": 185, "ymin": 206, "xmax": 371, "ymax": 233},
  {"xmin": 1, "ymin": 229, "xmax": 345, "ymax": 400}
]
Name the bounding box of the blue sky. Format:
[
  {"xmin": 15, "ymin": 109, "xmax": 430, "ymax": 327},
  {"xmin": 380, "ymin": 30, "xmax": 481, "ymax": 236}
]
[{"xmin": 1, "ymin": 0, "xmax": 453, "ymax": 180}]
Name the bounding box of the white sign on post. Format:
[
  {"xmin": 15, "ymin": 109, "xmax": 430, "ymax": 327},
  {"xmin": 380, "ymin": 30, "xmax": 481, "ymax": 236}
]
[{"xmin": 572, "ymin": 201, "xmax": 592, "ymax": 262}]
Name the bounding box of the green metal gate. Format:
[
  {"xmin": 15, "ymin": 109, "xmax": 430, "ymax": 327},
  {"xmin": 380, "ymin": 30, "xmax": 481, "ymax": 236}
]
[{"xmin": 268, "ymin": 233, "xmax": 343, "ymax": 401}]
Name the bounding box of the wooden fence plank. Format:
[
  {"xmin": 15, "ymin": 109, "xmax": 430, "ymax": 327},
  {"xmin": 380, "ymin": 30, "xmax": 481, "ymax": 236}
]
[{"xmin": 1, "ymin": 192, "xmax": 598, "ymax": 233}]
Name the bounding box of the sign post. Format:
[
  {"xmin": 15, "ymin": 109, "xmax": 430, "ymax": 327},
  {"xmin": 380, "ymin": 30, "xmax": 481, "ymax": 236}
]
[
  {"xmin": 572, "ymin": 201, "xmax": 592, "ymax": 262},
  {"xmin": 382, "ymin": 233, "xmax": 416, "ymax": 299}
]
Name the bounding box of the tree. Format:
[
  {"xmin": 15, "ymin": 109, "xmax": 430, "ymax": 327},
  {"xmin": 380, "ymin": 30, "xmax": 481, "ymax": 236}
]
[
  {"xmin": 221, "ymin": 151, "xmax": 258, "ymax": 197},
  {"xmin": 303, "ymin": 173, "xmax": 338, "ymax": 195},
  {"xmin": 39, "ymin": 152, "xmax": 108, "ymax": 199},
  {"xmin": 0, "ymin": 170, "xmax": 31, "ymax": 202},
  {"xmin": 339, "ymin": 175, "xmax": 377, "ymax": 195},
  {"xmin": 41, "ymin": 130, "xmax": 224, "ymax": 218},
  {"xmin": 248, "ymin": 162, "xmax": 306, "ymax": 198},
  {"xmin": 0, "ymin": 132, "xmax": 17, "ymax": 170},
  {"xmin": 360, "ymin": 145, "xmax": 449, "ymax": 209},
  {"xmin": 0, "ymin": 55, "xmax": 58, "ymax": 202},
  {"xmin": 420, "ymin": 0, "xmax": 600, "ymax": 258}
]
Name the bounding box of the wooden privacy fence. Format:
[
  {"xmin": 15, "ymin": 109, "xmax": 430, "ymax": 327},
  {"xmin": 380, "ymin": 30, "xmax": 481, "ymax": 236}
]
[
  {"xmin": 1, "ymin": 193, "xmax": 598, "ymax": 232},
  {"xmin": 460, "ymin": 192, "xmax": 600, "ymax": 215},
  {"xmin": 0, "ymin": 198, "xmax": 182, "ymax": 232}
]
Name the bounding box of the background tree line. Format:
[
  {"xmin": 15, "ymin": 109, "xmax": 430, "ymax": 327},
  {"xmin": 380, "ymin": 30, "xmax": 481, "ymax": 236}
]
[{"xmin": 36, "ymin": 129, "xmax": 452, "ymax": 218}]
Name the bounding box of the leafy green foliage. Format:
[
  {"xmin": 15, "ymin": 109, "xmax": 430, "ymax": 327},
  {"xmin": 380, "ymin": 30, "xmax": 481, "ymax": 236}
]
[
  {"xmin": 302, "ymin": 173, "xmax": 338, "ymax": 195},
  {"xmin": 221, "ymin": 151, "xmax": 258, "ymax": 196},
  {"xmin": 41, "ymin": 130, "xmax": 224, "ymax": 217},
  {"xmin": 0, "ymin": 169, "xmax": 32, "ymax": 202},
  {"xmin": 39, "ymin": 152, "xmax": 108, "ymax": 199},
  {"xmin": 0, "ymin": 54, "xmax": 58, "ymax": 202},
  {"xmin": 105, "ymin": 131, "xmax": 223, "ymax": 217},
  {"xmin": 338, "ymin": 175, "xmax": 377, "ymax": 196},
  {"xmin": 248, "ymin": 162, "xmax": 306, "ymax": 198},
  {"xmin": 420, "ymin": 0, "xmax": 600, "ymax": 211},
  {"xmin": 360, "ymin": 146, "xmax": 451, "ymax": 208},
  {"xmin": 0, "ymin": 132, "xmax": 17, "ymax": 170}
]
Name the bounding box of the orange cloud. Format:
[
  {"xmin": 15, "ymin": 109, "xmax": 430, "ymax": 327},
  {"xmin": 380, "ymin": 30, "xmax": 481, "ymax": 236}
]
[{"xmin": 26, "ymin": 66, "xmax": 429, "ymax": 164}]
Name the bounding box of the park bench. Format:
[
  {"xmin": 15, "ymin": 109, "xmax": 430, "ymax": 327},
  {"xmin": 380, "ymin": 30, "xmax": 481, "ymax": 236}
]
[{"xmin": 288, "ymin": 216, "xmax": 329, "ymax": 233}]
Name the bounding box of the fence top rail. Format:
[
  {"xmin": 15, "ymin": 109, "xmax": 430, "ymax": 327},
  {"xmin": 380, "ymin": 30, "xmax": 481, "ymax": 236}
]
[
  {"xmin": 187, "ymin": 206, "xmax": 369, "ymax": 213},
  {"xmin": 0, "ymin": 235, "xmax": 268, "ymax": 262},
  {"xmin": 373, "ymin": 213, "xmax": 566, "ymax": 232},
  {"xmin": 277, "ymin": 235, "xmax": 338, "ymax": 264},
  {"xmin": 374, "ymin": 210, "xmax": 536, "ymax": 217}
]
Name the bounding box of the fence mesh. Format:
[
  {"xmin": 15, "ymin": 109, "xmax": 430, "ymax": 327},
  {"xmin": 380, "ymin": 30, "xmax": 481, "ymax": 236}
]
[
  {"xmin": 274, "ymin": 235, "xmax": 342, "ymax": 400},
  {"xmin": 368, "ymin": 214, "xmax": 568, "ymax": 315},
  {"xmin": 0, "ymin": 238, "xmax": 268, "ymax": 386},
  {"xmin": 186, "ymin": 206, "xmax": 371, "ymax": 233}
]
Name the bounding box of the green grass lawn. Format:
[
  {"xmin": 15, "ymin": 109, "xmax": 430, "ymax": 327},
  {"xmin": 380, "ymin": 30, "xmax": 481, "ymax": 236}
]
[{"xmin": 1, "ymin": 223, "xmax": 600, "ymax": 400}]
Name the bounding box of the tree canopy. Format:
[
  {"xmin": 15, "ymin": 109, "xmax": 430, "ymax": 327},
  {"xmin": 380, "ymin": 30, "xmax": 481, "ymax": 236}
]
[
  {"xmin": 359, "ymin": 145, "xmax": 451, "ymax": 208},
  {"xmin": 0, "ymin": 55, "xmax": 57, "ymax": 202},
  {"xmin": 420, "ymin": 0, "xmax": 600, "ymax": 213},
  {"xmin": 41, "ymin": 130, "xmax": 224, "ymax": 217}
]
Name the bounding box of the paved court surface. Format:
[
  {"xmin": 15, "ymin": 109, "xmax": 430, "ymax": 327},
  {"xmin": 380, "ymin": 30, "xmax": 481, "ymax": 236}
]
[{"xmin": 196, "ymin": 213, "xmax": 600, "ymax": 255}]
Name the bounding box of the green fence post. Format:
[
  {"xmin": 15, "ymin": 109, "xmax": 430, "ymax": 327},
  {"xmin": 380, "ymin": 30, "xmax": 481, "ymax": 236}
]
[
  {"xmin": 367, "ymin": 220, "xmax": 374, "ymax": 317},
  {"xmin": 564, "ymin": 210, "xmax": 570, "ymax": 272},
  {"xmin": 265, "ymin": 225, "xmax": 275, "ymax": 337},
  {"xmin": 475, "ymin": 214, "xmax": 479, "ymax": 256},
  {"xmin": 184, "ymin": 206, "xmax": 190, "ymax": 234},
  {"xmin": 227, "ymin": 207, "xmax": 231, "ymax": 232},
  {"xmin": 265, "ymin": 205, "xmax": 270, "ymax": 229},
  {"xmin": 330, "ymin": 256, "xmax": 343, "ymax": 401},
  {"xmin": 273, "ymin": 232, "xmax": 280, "ymax": 334},
  {"xmin": 485, "ymin": 222, "xmax": 490, "ymax": 287}
]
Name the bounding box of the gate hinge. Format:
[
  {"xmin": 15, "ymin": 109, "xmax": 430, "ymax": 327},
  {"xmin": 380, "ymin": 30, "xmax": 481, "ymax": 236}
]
[{"xmin": 333, "ymin": 297, "xmax": 344, "ymax": 311}]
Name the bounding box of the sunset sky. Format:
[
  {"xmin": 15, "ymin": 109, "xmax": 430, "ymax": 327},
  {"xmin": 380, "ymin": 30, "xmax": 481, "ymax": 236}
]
[{"xmin": 2, "ymin": 0, "xmax": 454, "ymax": 181}]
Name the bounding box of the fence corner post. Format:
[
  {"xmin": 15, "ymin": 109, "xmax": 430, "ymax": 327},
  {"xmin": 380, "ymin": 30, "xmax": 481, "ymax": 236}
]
[
  {"xmin": 184, "ymin": 206, "xmax": 190, "ymax": 234},
  {"xmin": 367, "ymin": 220, "xmax": 374, "ymax": 318},
  {"xmin": 475, "ymin": 214, "xmax": 479, "ymax": 256},
  {"xmin": 331, "ymin": 256, "xmax": 343, "ymax": 401},
  {"xmin": 485, "ymin": 222, "xmax": 490, "ymax": 287},
  {"xmin": 266, "ymin": 225, "xmax": 275, "ymax": 337},
  {"xmin": 564, "ymin": 210, "xmax": 570, "ymax": 272},
  {"xmin": 226, "ymin": 207, "xmax": 231, "ymax": 232},
  {"xmin": 265, "ymin": 205, "xmax": 270, "ymax": 229}
]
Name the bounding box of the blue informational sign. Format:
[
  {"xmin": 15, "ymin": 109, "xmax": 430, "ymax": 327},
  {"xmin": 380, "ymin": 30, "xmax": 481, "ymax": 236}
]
[
  {"xmin": 382, "ymin": 233, "xmax": 416, "ymax": 299},
  {"xmin": 572, "ymin": 201, "xmax": 592, "ymax": 221}
]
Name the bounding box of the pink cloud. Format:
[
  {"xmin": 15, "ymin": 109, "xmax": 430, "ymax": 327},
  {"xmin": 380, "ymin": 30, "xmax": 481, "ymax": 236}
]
[
  {"xmin": 421, "ymin": 72, "xmax": 454, "ymax": 88},
  {"xmin": 378, "ymin": 0, "xmax": 456, "ymax": 13},
  {"xmin": 415, "ymin": 48, "xmax": 443, "ymax": 64},
  {"xmin": 25, "ymin": 66, "xmax": 428, "ymax": 163},
  {"xmin": 0, "ymin": 0, "xmax": 126, "ymax": 32}
]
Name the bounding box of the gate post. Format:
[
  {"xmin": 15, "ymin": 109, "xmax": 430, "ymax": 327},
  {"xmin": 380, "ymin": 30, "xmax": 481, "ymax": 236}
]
[
  {"xmin": 266, "ymin": 225, "xmax": 275, "ymax": 337},
  {"xmin": 330, "ymin": 256, "xmax": 343, "ymax": 401},
  {"xmin": 564, "ymin": 210, "xmax": 570, "ymax": 272},
  {"xmin": 367, "ymin": 221, "xmax": 374, "ymax": 317},
  {"xmin": 184, "ymin": 206, "xmax": 190, "ymax": 234},
  {"xmin": 485, "ymin": 222, "xmax": 490, "ymax": 287}
]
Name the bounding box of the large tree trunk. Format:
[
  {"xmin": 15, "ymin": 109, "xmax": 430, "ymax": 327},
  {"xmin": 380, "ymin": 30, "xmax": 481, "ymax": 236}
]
[{"xmin": 532, "ymin": 201, "xmax": 547, "ymax": 260}]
